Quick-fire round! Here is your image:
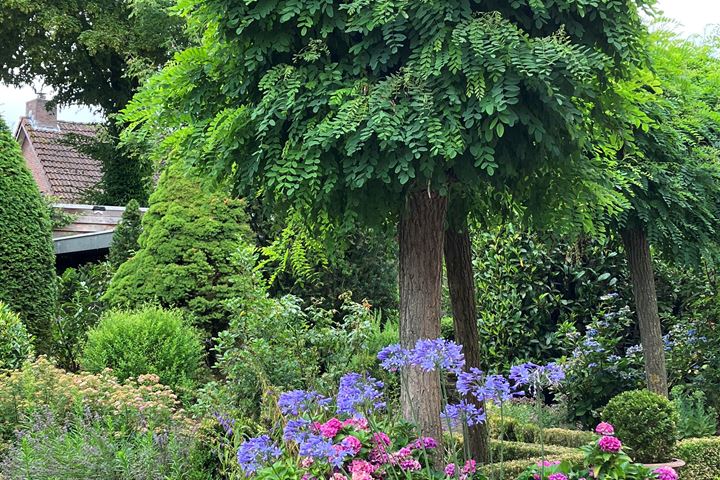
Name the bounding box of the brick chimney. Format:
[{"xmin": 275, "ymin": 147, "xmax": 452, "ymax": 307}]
[{"xmin": 26, "ymin": 94, "xmax": 58, "ymax": 128}]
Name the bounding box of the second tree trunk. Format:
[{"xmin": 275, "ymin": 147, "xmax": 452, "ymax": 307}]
[{"xmin": 621, "ymin": 226, "xmax": 669, "ymax": 397}]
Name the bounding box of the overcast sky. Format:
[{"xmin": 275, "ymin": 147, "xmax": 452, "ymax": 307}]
[{"xmin": 1, "ymin": 0, "xmax": 719, "ymax": 130}]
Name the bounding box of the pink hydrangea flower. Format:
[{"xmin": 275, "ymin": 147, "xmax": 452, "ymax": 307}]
[
  {"xmin": 300, "ymin": 457, "xmax": 314, "ymax": 468},
  {"xmin": 410, "ymin": 437, "xmax": 438, "ymax": 450},
  {"xmin": 342, "ymin": 418, "xmax": 370, "ymax": 431},
  {"xmin": 445, "ymin": 463, "xmax": 456, "ymax": 477},
  {"xmin": 349, "ymin": 459, "xmax": 376, "ymax": 474},
  {"xmin": 595, "ymin": 422, "xmax": 615, "ymax": 436},
  {"xmin": 373, "ymin": 432, "xmax": 391, "ymax": 446},
  {"xmin": 537, "ymin": 460, "xmax": 561, "ymax": 467},
  {"xmin": 654, "ymin": 466, "xmax": 678, "ymax": 480},
  {"xmin": 462, "ymin": 459, "xmax": 477, "ymax": 474},
  {"xmin": 351, "ymin": 473, "xmax": 372, "ymax": 480},
  {"xmin": 318, "ymin": 418, "xmax": 343, "ymax": 438},
  {"xmin": 341, "ymin": 436, "xmax": 363, "ymax": 455},
  {"xmin": 598, "ymin": 435, "xmax": 622, "ymax": 453},
  {"xmin": 399, "ymin": 458, "xmax": 421, "ymax": 471},
  {"xmin": 332, "ymin": 474, "xmax": 347, "ymax": 480},
  {"xmin": 549, "ymin": 474, "xmax": 568, "ymax": 480}
]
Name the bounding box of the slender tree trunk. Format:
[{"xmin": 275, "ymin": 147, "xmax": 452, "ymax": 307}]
[
  {"xmin": 399, "ymin": 189, "xmax": 446, "ymax": 456},
  {"xmin": 621, "ymin": 226, "xmax": 669, "ymax": 397},
  {"xmin": 445, "ymin": 226, "xmax": 490, "ymax": 463}
]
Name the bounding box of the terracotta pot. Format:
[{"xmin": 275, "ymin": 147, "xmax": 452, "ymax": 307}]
[{"xmin": 642, "ymin": 458, "xmax": 686, "ymax": 470}]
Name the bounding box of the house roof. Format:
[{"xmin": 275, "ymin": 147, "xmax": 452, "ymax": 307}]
[{"xmin": 16, "ymin": 117, "xmax": 102, "ymax": 202}]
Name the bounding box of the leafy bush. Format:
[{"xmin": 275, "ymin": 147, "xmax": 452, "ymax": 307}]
[
  {"xmin": 561, "ymin": 292, "xmax": 645, "ymax": 427},
  {"xmin": 0, "ymin": 302, "xmax": 34, "ymax": 370},
  {"xmin": 602, "ymin": 390, "xmax": 679, "ymax": 463},
  {"xmin": 675, "ymin": 437, "xmax": 720, "ymax": 480},
  {"xmin": 52, "ymin": 262, "xmax": 112, "ymax": 371},
  {"xmin": 104, "ymin": 164, "xmax": 254, "ymax": 338},
  {"xmin": 108, "ymin": 198, "xmax": 143, "ymax": 268},
  {"xmin": 671, "ymin": 386, "xmax": 717, "ymax": 440},
  {"xmin": 81, "ymin": 306, "xmax": 205, "ymax": 395},
  {"xmin": 0, "ymin": 357, "xmax": 189, "ymax": 442},
  {"xmin": 0, "ymin": 118, "xmax": 56, "ymax": 351},
  {"xmin": 0, "ymin": 411, "xmax": 209, "ymax": 480}
]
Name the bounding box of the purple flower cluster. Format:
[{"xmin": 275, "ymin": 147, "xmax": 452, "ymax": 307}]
[
  {"xmin": 441, "ymin": 400, "xmax": 486, "ymax": 427},
  {"xmin": 378, "ymin": 339, "xmax": 465, "ymax": 375},
  {"xmin": 654, "ymin": 466, "xmax": 678, "ymax": 480},
  {"xmin": 278, "ymin": 390, "xmax": 331, "ymax": 416},
  {"xmin": 510, "ymin": 362, "xmax": 565, "ymax": 393},
  {"xmin": 598, "ymin": 435, "xmax": 622, "ymax": 453},
  {"xmin": 337, "ymin": 373, "xmax": 386, "ymax": 416},
  {"xmin": 237, "ymin": 435, "xmax": 282, "ymax": 476},
  {"xmin": 456, "ymin": 368, "xmax": 519, "ymax": 404}
]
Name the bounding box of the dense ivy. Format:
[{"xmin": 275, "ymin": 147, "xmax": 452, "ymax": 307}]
[
  {"xmin": 0, "ymin": 118, "xmax": 56, "ymax": 351},
  {"xmin": 109, "ymin": 199, "xmax": 143, "ymax": 268}
]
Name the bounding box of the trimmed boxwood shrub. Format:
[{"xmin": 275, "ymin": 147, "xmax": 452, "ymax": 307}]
[
  {"xmin": 0, "ymin": 301, "xmax": 34, "ymax": 370},
  {"xmin": 0, "ymin": 118, "xmax": 56, "ymax": 351},
  {"xmin": 103, "ymin": 164, "xmax": 253, "ymax": 339},
  {"xmin": 602, "ymin": 389, "xmax": 679, "ymax": 463},
  {"xmin": 490, "ymin": 417, "xmax": 594, "ymax": 448},
  {"xmin": 81, "ymin": 306, "xmax": 205, "ymax": 395},
  {"xmin": 675, "ymin": 437, "xmax": 720, "ymax": 480}
]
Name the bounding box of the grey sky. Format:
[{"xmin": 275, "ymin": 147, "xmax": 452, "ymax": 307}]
[{"xmin": 1, "ymin": 0, "xmax": 718, "ymax": 130}]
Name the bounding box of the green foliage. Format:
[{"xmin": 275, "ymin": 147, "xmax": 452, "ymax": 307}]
[
  {"xmin": 0, "ymin": 414, "xmax": 210, "ymax": 480},
  {"xmin": 675, "ymin": 437, "xmax": 720, "ymax": 480},
  {"xmin": 671, "ymin": 386, "xmax": 717, "ymax": 440},
  {"xmin": 81, "ymin": 306, "xmax": 205, "ymax": 396},
  {"xmin": 602, "ymin": 390, "xmax": 679, "ymax": 463},
  {"xmin": 122, "ymin": 0, "xmax": 651, "ymax": 234},
  {"xmin": 0, "ymin": 302, "xmax": 34, "ymax": 371},
  {"xmin": 104, "ymin": 164, "xmax": 254, "ymax": 337},
  {"xmin": 52, "ymin": 262, "xmax": 112, "ymax": 372},
  {"xmin": 0, "ymin": 118, "xmax": 56, "ymax": 351},
  {"xmin": 109, "ymin": 199, "xmax": 143, "ymax": 268}
]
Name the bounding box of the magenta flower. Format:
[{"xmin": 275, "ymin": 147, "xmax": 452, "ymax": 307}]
[
  {"xmin": 462, "ymin": 459, "xmax": 477, "ymax": 474},
  {"xmin": 317, "ymin": 418, "xmax": 343, "ymax": 438},
  {"xmin": 445, "ymin": 464, "xmax": 456, "ymax": 477},
  {"xmin": 549, "ymin": 474, "xmax": 568, "ymax": 480},
  {"xmin": 598, "ymin": 435, "xmax": 622, "ymax": 453},
  {"xmin": 595, "ymin": 422, "xmax": 615, "ymax": 436},
  {"xmin": 654, "ymin": 467, "xmax": 678, "ymax": 480}
]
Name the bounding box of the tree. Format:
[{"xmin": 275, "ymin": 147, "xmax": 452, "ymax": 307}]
[
  {"xmin": 121, "ymin": 0, "xmax": 652, "ymax": 450},
  {"xmin": 109, "ymin": 199, "xmax": 143, "ymax": 268},
  {"xmin": 0, "ymin": 0, "xmax": 185, "ymax": 205},
  {"xmin": 103, "ymin": 164, "xmax": 254, "ymax": 340},
  {"xmin": 0, "ymin": 117, "xmax": 56, "ymax": 351},
  {"xmin": 593, "ymin": 31, "xmax": 720, "ymax": 396}
]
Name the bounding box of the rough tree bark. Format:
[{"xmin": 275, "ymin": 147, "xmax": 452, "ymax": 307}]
[
  {"xmin": 444, "ymin": 226, "xmax": 490, "ymax": 463},
  {"xmin": 621, "ymin": 226, "xmax": 669, "ymax": 397},
  {"xmin": 399, "ymin": 189, "xmax": 446, "ymax": 457}
]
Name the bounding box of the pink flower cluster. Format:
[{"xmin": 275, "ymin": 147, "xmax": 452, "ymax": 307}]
[
  {"xmin": 598, "ymin": 435, "xmax": 622, "ymax": 453},
  {"xmin": 300, "ymin": 417, "xmax": 439, "ymax": 479},
  {"xmin": 654, "ymin": 466, "xmax": 678, "ymax": 480},
  {"xmin": 444, "ymin": 459, "xmax": 477, "ymax": 479},
  {"xmin": 595, "ymin": 422, "xmax": 615, "ymax": 436}
]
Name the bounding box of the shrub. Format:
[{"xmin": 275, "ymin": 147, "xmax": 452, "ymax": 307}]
[
  {"xmin": 671, "ymin": 386, "xmax": 717, "ymax": 440},
  {"xmin": 0, "ymin": 357, "xmax": 189, "ymax": 442},
  {"xmin": 108, "ymin": 199, "xmax": 143, "ymax": 268},
  {"xmin": 104, "ymin": 164, "xmax": 254, "ymax": 338},
  {"xmin": 675, "ymin": 437, "xmax": 720, "ymax": 480},
  {"xmin": 602, "ymin": 390, "xmax": 679, "ymax": 463},
  {"xmin": 81, "ymin": 306, "xmax": 205, "ymax": 395},
  {"xmin": 0, "ymin": 118, "xmax": 56, "ymax": 351},
  {"xmin": 0, "ymin": 302, "xmax": 34, "ymax": 370},
  {"xmin": 52, "ymin": 262, "xmax": 112, "ymax": 371},
  {"xmin": 0, "ymin": 411, "xmax": 208, "ymax": 480}
]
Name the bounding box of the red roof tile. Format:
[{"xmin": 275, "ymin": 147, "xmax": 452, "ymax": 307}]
[{"xmin": 19, "ymin": 117, "xmax": 102, "ymax": 202}]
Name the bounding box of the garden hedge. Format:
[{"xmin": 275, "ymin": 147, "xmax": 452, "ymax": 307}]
[
  {"xmin": 481, "ymin": 441, "xmax": 585, "ymax": 480},
  {"xmin": 491, "ymin": 417, "xmax": 595, "ymax": 448},
  {"xmin": 0, "ymin": 118, "xmax": 56, "ymax": 350},
  {"xmin": 675, "ymin": 437, "xmax": 720, "ymax": 480}
]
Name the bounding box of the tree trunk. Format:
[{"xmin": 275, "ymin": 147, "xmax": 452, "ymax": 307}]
[
  {"xmin": 445, "ymin": 226, "xmax": 490, "ymax": 463},
  {"xmin": 399, "ymin": 189, "xmax": 446, "ymax": 456},
  {"xmin": 621, "ymin": 226, "xmax": 669, "ymax": 397}
]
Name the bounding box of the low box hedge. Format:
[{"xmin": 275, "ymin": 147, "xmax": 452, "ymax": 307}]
[
  {"xmin": 675, "ymin": 437, "xmax": 720, "ymax": 480},
  {"xmin": 490, "ymin": 416, "xmax": 594, "ymax": 448}
]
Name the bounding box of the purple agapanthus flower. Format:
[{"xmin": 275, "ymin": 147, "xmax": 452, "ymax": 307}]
[
  {"xmin": 377, "ymin": 344, "xmax": 411, "ymax": 372},
  {"xmin": 409, "ymin": 338, "xmax": 465, "ymax": 375},
  {"xmin": 457, "ymin": 369, "xmax": 520, "ymax": 404},
  {"xmin": 441, "ymin": 400, "xmax": 487, "ymax": 427},
  {"xmin": 337, "ymin": 373, "xmax": 386, "ymax": 416},
  {"xmin": 278, "ymin": 390, "xmax": 331, "ymax": 416},
  {"xmin": 237, "ymin": 435, "xmax": 282, "ymax": 476},
  {"xmin": 213, "ymin": 412, "xmax": 236, "ymax": 437},
  {"xmin": 510, "ymin": 362, "xmax": 565, "ymax": 393},
  {"xmin": 283, "ymin": 418, "xmax": 313, "ymax": 443}
]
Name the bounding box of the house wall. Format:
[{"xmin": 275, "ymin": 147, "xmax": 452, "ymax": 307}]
[{"xmin": 18, "ymin": 126, "xmax": 53, "ymax": 196}]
